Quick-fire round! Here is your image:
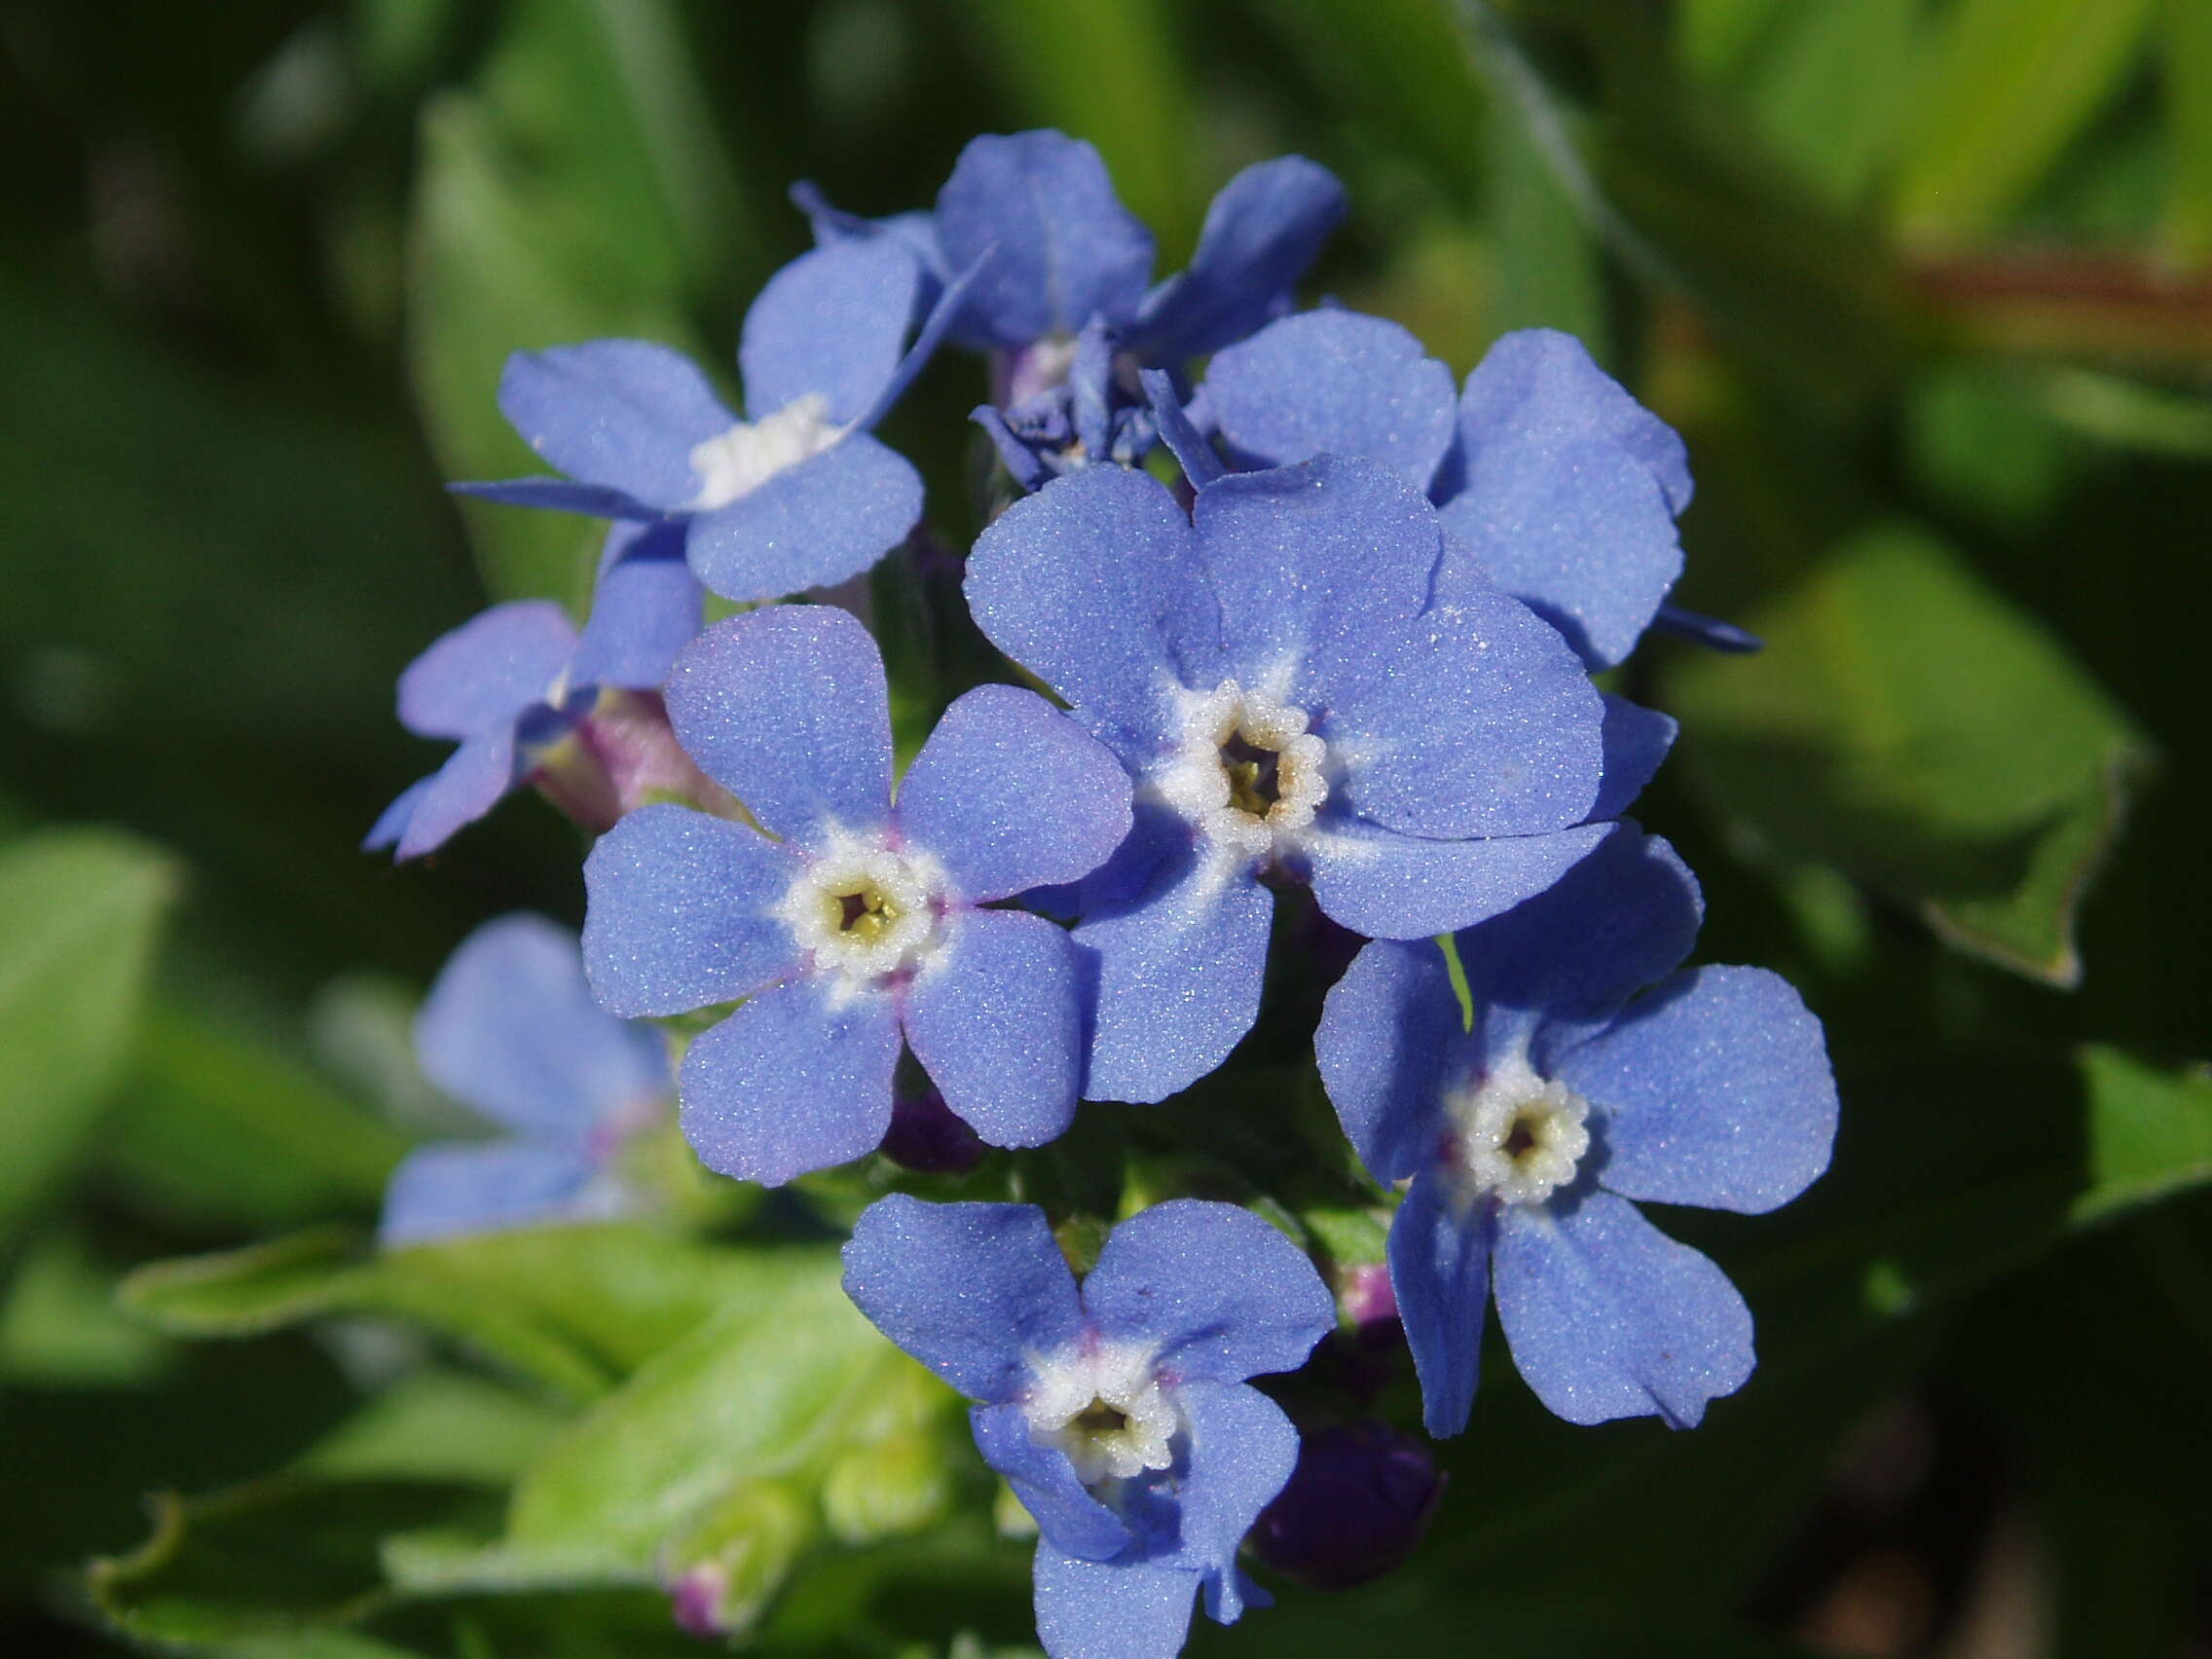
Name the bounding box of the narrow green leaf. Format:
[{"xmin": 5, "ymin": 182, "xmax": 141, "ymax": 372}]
[
  {"xmin": 2074, "ymin": 1044, "xmax": 2212, "ymax": 1223},
  {"xmin": 1894, "ymin": 0, "xmax": 2159, "ymax": 246},
  {"xmin": 1663, "ymin": 522, "xmax": 2149, "ymax": 985},
  {"xmin": 100, "ymin": 1001, "xmax": 409, "ymax": 1231},
  {"xmin": 1251, "ymin": 0, "xmax": 1489, "ymax": 203},
  {"xmin": 119, "ymin": 1225, "xmax": 765, "ymax": 1404},
  {"xmin": 294, "ymin": 1370, "xmax": 570, "ymax": 1488},
  {"xmin": 1738, "ymin": 0, "xmax": 1924, "ymax": 207},
  {"xmin": 0, "ymin": 829, "xmax": 181, "ymax": 1233},
  {"xmin": 1677, "ymin": 0, "xmax": 1788, "ymax": 83},
  {"xmin": 2167, "ymin": 0, "xmax": 2212, "ymax": 263},
  {"xmin": 1487, "ymin": 92, "xmax": 1607, "ymax": 353}
]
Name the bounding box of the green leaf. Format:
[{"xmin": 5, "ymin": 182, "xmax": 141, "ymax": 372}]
[
  {"xmin": 99, "ymin": 1001, "xmax": 409, "ymax": 1232},
  {"xmin": 1251, "ymin": 0, "xmax": 1489, "ymax": 203},
  {"xmin": 2074, "ymin": 1044, "xmax": 2212, "ymax": 1223},
  {"xmin": 2168, "ymin": 0, "xmax": 2212, "ymax": 264},
  {"xmin": 293, "ymin": 1370, "xmax": 570, "ymax": 1488},
  {"xmin": 0, "ymin": 828, "xmax": 181, "ymax": 1233},
  {"xmin": 119, "ymin": 1225, "xmax": 765, "ymax": 1404},
  {"xmin": 1736, "ymin": 0, "xmax": 1923, "ymax": 207},
  {"xmin": 1677, "ymin": 0, "xmax": 1788, "ymax": 83},
  {"xmin": 406, "ymin": 0, "xmax": 753, "ymax": 608},
  {"xmin": 1893, "ymin": 0, "xmax": 2159, "ymax": 246},
  {"xmin": 1662, "ymin": 522, "xmax": 2149, "ymax": 985},
  {"xmin": 1487, "ymin": 89, "xmax": 1607, "ymax": 353},
  {"xmin": 0, "ymin": 1226, "xmax": 169, "ymax": 1386}
]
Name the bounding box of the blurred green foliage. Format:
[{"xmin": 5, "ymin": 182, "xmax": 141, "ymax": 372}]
[{"xmin": 3, "ymin": 1, "xmax": 2210, "ymax": 1655}]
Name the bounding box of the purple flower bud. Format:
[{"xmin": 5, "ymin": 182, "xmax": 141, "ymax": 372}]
[
  {"xmin": 1251, "ymin": 1422, "xmax": 1446, "ymax": 1591},
  {"xmin": 1341, "ymin": 1262, "xmax": 1400, "ymax": 1341},
  {"xmin": 533, "ymin": 689, "xmax": 742, "ymax": 834},
  {"xmin": 668, "ymin": 1565, "xmax": 724, "ymax": 1639},
  {"xmin": 880, "ymin": 1086, "xmax": 987, "ymax": 1175}
]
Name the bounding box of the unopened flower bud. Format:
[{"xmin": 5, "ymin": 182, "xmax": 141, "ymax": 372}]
[
  {"xmin": 879, "ymin": 1086, "xmax": 986, "ymax": 1174},
  {"xmin": 661, "ymin": 1479, "xmax": 814, "ymax": 1639},
  {"xmin": 534, "ymin": 688, "xmax": 742, "ymax": 834},
  {"xmin": 1251, "ymin": 1422, "xmax": 1445, "ymax": 1590}
]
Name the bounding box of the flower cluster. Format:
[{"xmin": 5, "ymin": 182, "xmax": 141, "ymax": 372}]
[{"xmin": 373, "ymin": 130, "xmax": 1838, "ymax": 1659}]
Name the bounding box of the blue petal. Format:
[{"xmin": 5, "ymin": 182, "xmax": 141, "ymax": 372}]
[
  {"xmin": 1440, "ymin": 330, "xmax": 1690, "ymax": 671},
  {"xmin": 1492, "ymin": 1190, "xmax": 1753, "ymax": 1427},
  {"xmin": 1558, "ymin": 966, "xmax": 1837, "ymax": 1214},
  {"xmin": 792, "ymin": 181, "xmax": 950, "ymax": 281},
  {"xmin": 1304, "ymin": 819, "xmax": 1610, "ymax": 940},
  {"xmin": 1319, "ymin": 579, "xmax": 1606, "ymax": 840},
  {"xmin": 378, "ymin": 1140, "xmax": 610, "ymax": 1247},
  {"xmin": 902, "ymin": 909, "xmax": 1084, "ymax": 1150},
  {"xmin": 1159, "ymin": 1380, "xmax": 1303, "ymax": 1614},
  {"xmin": 1190, "ymin": 456, "xmax": 1439, "ymax": 700},
  {"xmin": 682, "ymin": 435, "xmax": 922, "ymax": 603},
  {"xmin": 1203, "ymin": 311, "xmax": 1456, "ymax": 492},
  {"xmin": 1388, "ymin": 1166, "xmax": 1495, "ymax": 1438},
  {"xmin": 1653, "ymin": 604, "xmax": 1762, "ymax": 653},
  {"xmin": 581, "ymin": 804, "xmax": 805, "ymax": 1016},
  {"xmin": 449, "ymin": 478, "xmax": 662, "ymax": 519},
  {"xmin": 364, "ymin": 775, "xmax": 432, "ymax": 853},
  {"xmin": 971, "ymin": 1401, "xmax": 1132, "ymax": 1562},
  {"xmin": 1133, "ymin": 155, "xmax": 1347, "ymax": 359},
  {"xmin": 1032, "ymin": 1547, "xmax": 1198, "ymax": 1659},
  {"xmin": 1591, "ymin": 694, "xmax": 1677, "ymax": 822},
  {"xmin": 974, "ymin": 403, "xmax": 1052, "ymax": 493},
  {"xmin": 966, "ymin": 464, "xmax": 1223, "ymax": 758},
  {"xmin": 895, "ymin": 683, "xmax": 1132, "ymax": 903},
  {"xmin": 498, "ymin": 340, "xmax": 736, "ymax": 509},
  {"xmin": 1314, "ymin": 938, "xmax": 1464, "ymax": 1183},
  {"xmin": 1082, "ymin": 1201, "xmax": 1333, "ymax": 1384},
  {"xmin": 1140, "ymin": 369, "xmax": 1226, "ymax": 489},
  {"xmin": 678, "ymin": 975, "xmax": 901, "ymax": 1187},
  {"xmin": 417, "ymin": 913, "xmax": 668, "ymax": 1142},
  {"xmin": 1453, "ymin": 824, "xmax": 1703, "ymax": 1034},
  {"xmin": 842, "ymin": 1194, "xmax": 1086, "ymax": 1402},
  {"xmin": 935, "ymin": 130, "xmax": 1155, "ymax": 349},
  {"xmin": 1075, "ymin": 832, "xmax": 1272, "ymax": 1105},
  {"xmin": 1456, "ymin": 327, "xmax": 1693, "ymax": 514},
  {"xmin": 571, "ymin": 522, "xmax": 701, "ymax": 690},
  {"xmin": 662, "ymin": 606, "xmax": 893, "ymax": 842},
  {"xmin": 396, "ymin": 601, "xmax": 575, "ymax": 741},
  {"xmin": 740, "ymin": 239, "xmax": 923, "ymax": 426},
  {"xmin": 393, "ymin": 732, "xmax": 520, "ymax": 861}
]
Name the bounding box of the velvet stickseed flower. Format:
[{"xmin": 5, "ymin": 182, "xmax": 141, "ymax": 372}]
[
  {"xmin": 842, "ymin": 1196, "xmax": 1337, "ymax": 1659},
  {"xmin": 379, "ymin": 915, "xmax": 672, "ymax": 1246},
  {"xmin": 966, "ymin": 453, "xmax": 1620, "ymax": 1104},
  {"xmin": 455, "ymin": 237, "xmax": 971, "ymax": 604},
  {"xmin": 582, "ymin": 605, "xmax": 1131, "ymax": 1187},
  {"xmin": 1314, "ymin": 825, "xmax": 1840, "ymax": 1434}
]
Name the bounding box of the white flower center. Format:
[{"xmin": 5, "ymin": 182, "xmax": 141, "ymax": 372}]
[
  {"xmin": 1023, "ymin": 1342, "xmax": 1179, "ymax": 1487},
  {"xmin": 775, "ymin": 833, "xmax": 945, "ymax": 985},
  {"xmin": 1444, "ymin": 1050, "xmax": 1591, "ymax": 1208},
  {"xmin": 1154, "ymin": 680, "xmax": 1330, "ymax": 860},
  {"xmin": 686, "ymin": 394, "xmax": 843, "ymax": 511}
]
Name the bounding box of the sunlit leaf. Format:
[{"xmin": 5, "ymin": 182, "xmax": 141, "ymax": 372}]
[
  {"xmin": 2074, "ymin": 1044, "xmax": 2212, "ymax": 1223},
  {"xmin": 1893, "ymin": 0, "xmax": 2159, "ymax": 246},
  {"xmin": 0, "ymin": 829, "xmax": 181, "ymax": 1234},
  {"xmin": 1664, "ymin": 522, "xmax": 2149, "ymax": 985}
]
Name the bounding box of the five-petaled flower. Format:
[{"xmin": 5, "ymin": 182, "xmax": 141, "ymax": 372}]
[
  {"xmin": 966, "ymin": 451, "xmax": 1644, "ymax": 1104},
  {"xmin": 843, "ymin": 1194, "xmax": 1335, "ymax": 1659},
  {"xmin": 456, "ymin": 237, "xmax": 967, "ymax": 603},
  {"xmin": 582, "ymin": 604, "xmax": 1132, "ymax": 1186},
  {"xmin": 367, "ymin": 522, "xmax": 705, "ymax": 860},
  {"xmin": 380, "ymin": 914, "xmax": 672, "ymax": 1245},
  {"xmin": 1315, "ymin": 825, "xmax": 1838, "ymax": 1433}
]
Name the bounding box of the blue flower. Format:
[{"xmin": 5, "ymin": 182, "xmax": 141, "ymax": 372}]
[
  {"xmin": 1313, "ymin": 825, "xmax": 1838, "ymax": 1434},
  {"xmin": 455, "ymin": 237, "xmax": 968, "ymax": 603},
  {"xmin": 842, "ymin": 1194, "xmax": 1335, "ymax": 1659},
  {"xmin": 965, "ymin": 453, "xmax": 1622, "ymax": 1104},
  {"xmin": 380, "ymin": 914, "xmax": 672, "ymax": 1246},
  {"xmin": 367, "ymin": 522, "xmax": 705, "ymax": 860},
  {"xmin": 800, "ymin": 130, "xmax": 1345, "ymax": 490},
  {"xmin": 581, "ymin": 605, "xmax": 1132, "ymax": 1186},
  {"xmin": 1194, "ymin": 313, "xmax": 1751, "ymax": 669}
]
